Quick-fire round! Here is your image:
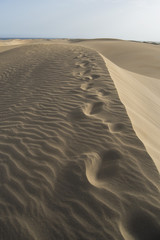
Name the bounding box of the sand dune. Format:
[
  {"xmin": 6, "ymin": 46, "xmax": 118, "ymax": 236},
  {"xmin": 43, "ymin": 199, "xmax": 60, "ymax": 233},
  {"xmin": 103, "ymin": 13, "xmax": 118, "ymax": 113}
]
[
  {"xmin": 0, "ymin": 40, "xmax": 160, "ymax": 240},
  {"xmin": 74, "ymin": 39, "xmax": 160, "ymax": 78},
  {"xmin": 102, "ymin": 57, "xmax": 160, "ymax": 173},
  {"xmin": 75, "ymin": 39, "xmax": 160, "ymax": 173}
]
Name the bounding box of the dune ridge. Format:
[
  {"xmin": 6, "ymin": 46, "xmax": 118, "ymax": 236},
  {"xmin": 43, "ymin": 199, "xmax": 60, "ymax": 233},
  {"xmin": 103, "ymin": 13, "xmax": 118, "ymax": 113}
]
[
  {"xmin": 0, "ymin": 40, "xmax": 160, "ymax": 240},
  {"xmin": 74, "ymin": 39, "xmax": 160, "ymax": 173},
  {"xmin": 100, "ymin": 55, "xmax": 160, "ymax": 173}
]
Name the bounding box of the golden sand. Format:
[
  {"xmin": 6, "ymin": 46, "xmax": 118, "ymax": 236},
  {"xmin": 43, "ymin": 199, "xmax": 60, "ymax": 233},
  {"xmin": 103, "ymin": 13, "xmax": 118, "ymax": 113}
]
[{"xmin": 0, "ymin": 39, "xmax": 159, "ymax": 240}]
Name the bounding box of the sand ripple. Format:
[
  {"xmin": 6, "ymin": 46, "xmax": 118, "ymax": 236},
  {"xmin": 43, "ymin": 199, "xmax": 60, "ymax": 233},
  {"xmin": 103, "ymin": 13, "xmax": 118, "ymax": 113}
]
[{"xmin": 0, "ymin": 43, "xmax": 159, "ymax": 240}]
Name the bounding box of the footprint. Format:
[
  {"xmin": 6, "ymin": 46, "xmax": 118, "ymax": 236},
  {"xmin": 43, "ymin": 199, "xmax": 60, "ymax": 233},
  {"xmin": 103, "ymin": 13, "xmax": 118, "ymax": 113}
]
[
  {"xmin": 80, "ymin": 82, "xmax": 93, "ymax": 91},
  {"xmin": 84, "ymin": 69, "xmax": 92, "ymax": 75},
  {"xmin": 123, "ymin": 208, "xmax": 160, "ymax": 240},
  {"xmin": 91, "ymin": 74, "xmax": 100, "ymax": 80},
  {"xmin": 81, "ymin": 60, "xmax": 90, "ymax": 67},
  {"xmin": 83, "ymin": 76, "xmax": 93, "ymax": 81},
  {"xmin": 68, "ymin": 108, "xmax": 87, "ymax": 121},
  {"xmin": 97, "ymin": 149, "xmax": 121, "ymax": 179},
  {"xmin": 85, "ymin": 94, "xmax": 99, "ymax": 101},
  {"xmin": 75, "ymin": 61, "xmax": 90, "ymax": 69},
  {"xmin": 108, "ymin": 123, "xmax": 125, "ymax": 132},
  {"xmin": 82, "ymin": 101, "xmax": 104, "ymax": 116},
  {"xmin": 98, "ymin": 89, "xmax": 110, "ymax": 96},
  {"xmin": 90, "ymin": 101, "xmax": 104, "ymax": 115},
  {"xmin": 75, "ymin": 63, "xmax": 82, "ymax": 68},
  {"xmin": 82, "ymin": 54, "xmax": 87, "ymax": 58},
  {"xmin": 72, "ymin": 71, "xmax": 84, "ymax": 78}
]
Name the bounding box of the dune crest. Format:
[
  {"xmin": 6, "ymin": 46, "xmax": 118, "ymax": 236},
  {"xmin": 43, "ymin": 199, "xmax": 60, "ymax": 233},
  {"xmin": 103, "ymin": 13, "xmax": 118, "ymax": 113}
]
[
  {"xmin": 101, "ymin": 55, "xmax": 160, "ymax": 173},
  {"xmin": 74, "ymin": 39, "xmax": 160, "ymax": 173}
]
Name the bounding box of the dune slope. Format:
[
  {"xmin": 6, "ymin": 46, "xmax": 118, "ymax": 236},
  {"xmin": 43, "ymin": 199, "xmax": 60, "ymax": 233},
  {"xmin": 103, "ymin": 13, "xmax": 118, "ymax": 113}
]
[
  {"xmin": 0, "ymin": 42, "xmax": 160, "ymax": 240},
  {"xmin": 74, "ymin": 39, "xmax": 160, "ymax": 173}
]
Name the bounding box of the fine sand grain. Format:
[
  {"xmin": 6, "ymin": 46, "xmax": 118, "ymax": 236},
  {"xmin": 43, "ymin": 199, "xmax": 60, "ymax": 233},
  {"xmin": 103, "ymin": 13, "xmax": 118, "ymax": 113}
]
[{"xmin": 0, "ymin": 40, "xmax": 160, "ymax": 240}]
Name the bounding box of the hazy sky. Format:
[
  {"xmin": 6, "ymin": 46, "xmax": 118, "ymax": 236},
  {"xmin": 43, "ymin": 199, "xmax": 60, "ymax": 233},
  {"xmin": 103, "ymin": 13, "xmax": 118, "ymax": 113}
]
[{"xmin": 0, "ymin": 0, "xmax": 160, "ymax": 40}]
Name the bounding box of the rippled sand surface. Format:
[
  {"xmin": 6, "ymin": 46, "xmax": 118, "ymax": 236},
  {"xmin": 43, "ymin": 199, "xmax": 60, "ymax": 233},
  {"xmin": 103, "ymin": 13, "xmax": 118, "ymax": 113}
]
[{"xmin": 0, "ymin": 41, "xmax": 160, "ymax": 240}]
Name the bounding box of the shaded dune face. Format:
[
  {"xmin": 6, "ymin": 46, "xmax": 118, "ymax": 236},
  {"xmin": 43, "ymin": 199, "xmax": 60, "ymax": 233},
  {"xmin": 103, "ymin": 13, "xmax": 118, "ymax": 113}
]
[
  {"xmin": 127, "ymin": 209, "xmax": 160, "ymax": 240},
  {"xmin": 0, "ymin": 43, "xmax": 159, "ymax": 240},
  {"xmin": 97, "ymin": 149, "xmax": 121, "ymax": 179}
]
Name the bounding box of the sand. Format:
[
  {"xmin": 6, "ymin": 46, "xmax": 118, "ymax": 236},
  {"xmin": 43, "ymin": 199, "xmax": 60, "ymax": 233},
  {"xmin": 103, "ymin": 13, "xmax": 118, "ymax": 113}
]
[
  {"xmin": 0, "ymin": 39, "xmax": 160, "ymax": 240},
  {"xmin": 73, "ymin": 39, "xmax": 160, "ymax": 172}
]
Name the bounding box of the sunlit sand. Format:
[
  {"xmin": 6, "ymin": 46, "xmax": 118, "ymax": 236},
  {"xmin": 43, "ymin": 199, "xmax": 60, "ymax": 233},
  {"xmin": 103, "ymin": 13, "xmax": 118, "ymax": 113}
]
[{"xmin": 0, "ymin": 39, "xmax": 159, "ymax": 240}]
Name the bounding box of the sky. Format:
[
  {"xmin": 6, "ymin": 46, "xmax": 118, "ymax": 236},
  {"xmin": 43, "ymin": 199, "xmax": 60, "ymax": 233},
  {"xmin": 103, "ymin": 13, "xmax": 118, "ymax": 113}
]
[{"xmin": 0, "ymin": 0, "xmax": 160, "ymax": 41}]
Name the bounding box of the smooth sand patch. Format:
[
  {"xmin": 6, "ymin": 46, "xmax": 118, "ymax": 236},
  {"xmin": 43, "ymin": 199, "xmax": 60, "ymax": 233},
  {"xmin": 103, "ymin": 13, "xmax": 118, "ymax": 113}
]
[{"xmin": 102, "ymin": 57, "xmax": 160, "ymax": 172}]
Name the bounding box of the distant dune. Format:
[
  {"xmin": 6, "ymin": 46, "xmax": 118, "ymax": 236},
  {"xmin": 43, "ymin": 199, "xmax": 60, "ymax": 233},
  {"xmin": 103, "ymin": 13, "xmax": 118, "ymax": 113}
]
[{"xmin": 0, "ymin": 39, "xmax": 159, "ymax": 240}]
